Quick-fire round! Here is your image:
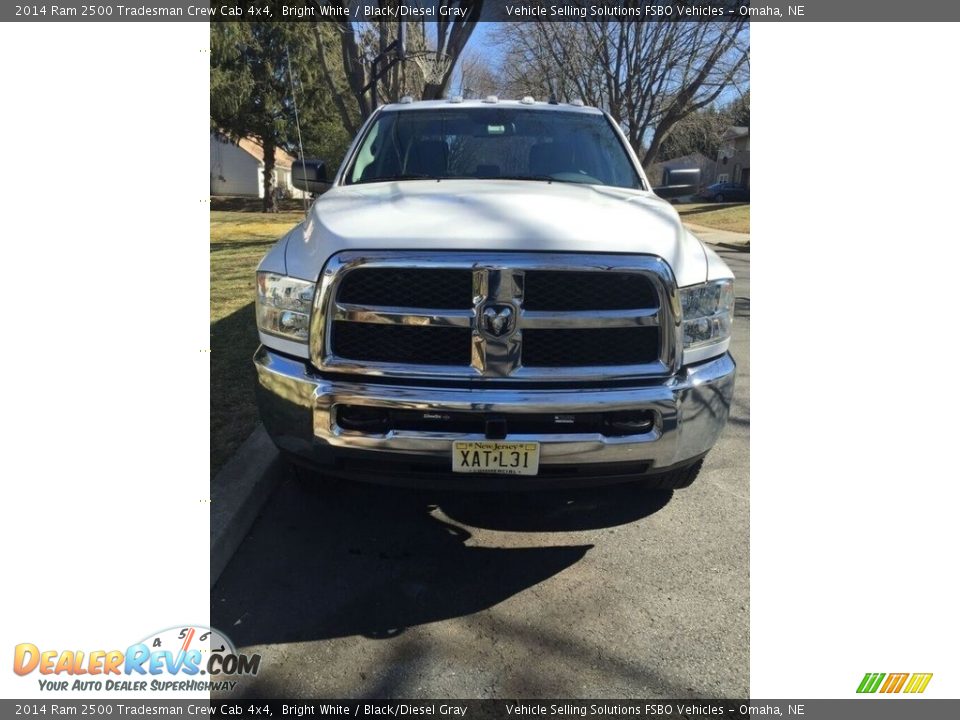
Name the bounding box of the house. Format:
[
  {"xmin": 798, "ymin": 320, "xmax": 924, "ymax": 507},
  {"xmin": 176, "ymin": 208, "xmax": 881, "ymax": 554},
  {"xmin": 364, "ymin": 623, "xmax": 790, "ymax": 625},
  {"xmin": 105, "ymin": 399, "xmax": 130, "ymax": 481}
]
[
  {"xmin": 715, "ymin": 126, "xmax": 750, "ymax": 187},
  {"xmin": 210, "ymin": 133, "xmax": 307, "ymax": 199},
  {"xmin": 646, "ymin": 152, "xmax": 716, "ymax": 188}
]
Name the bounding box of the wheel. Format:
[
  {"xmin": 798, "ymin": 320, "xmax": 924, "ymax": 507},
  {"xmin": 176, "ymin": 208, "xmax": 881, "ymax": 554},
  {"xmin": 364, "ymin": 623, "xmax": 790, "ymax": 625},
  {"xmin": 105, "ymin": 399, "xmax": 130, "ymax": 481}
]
[
  {"xmin": 715, "ymin": 194, "xmax": 725, "ymax": 203},
  {"xmin": 644, "ymin": 458, "xmax": 704, "ymax": 490}
]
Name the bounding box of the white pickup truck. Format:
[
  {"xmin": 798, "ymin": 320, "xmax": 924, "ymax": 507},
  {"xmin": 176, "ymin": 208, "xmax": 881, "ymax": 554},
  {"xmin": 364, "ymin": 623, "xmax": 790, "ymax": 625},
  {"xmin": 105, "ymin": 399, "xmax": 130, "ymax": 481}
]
[{"xmin": 253, "ymin": 98, "xmax": 736, "ymax": 489}]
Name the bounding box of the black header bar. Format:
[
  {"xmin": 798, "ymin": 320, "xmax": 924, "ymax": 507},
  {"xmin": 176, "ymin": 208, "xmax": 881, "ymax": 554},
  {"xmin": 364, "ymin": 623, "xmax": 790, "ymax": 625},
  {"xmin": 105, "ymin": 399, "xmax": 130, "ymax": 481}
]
[{"xmin": 6, "ymin": 0, "xmax": 960, "ymax": 22}]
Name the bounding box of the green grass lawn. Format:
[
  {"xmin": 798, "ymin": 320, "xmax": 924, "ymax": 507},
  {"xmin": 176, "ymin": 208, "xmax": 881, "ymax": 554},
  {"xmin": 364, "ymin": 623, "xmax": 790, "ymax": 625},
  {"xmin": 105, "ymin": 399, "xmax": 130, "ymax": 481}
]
[
  {"xmin": 210, "ymin": 208, "xmax": 303, "ymax": 476},
  {"xmin": 675, "ymin": 202, "xmax": 750, "ymax": 234}
]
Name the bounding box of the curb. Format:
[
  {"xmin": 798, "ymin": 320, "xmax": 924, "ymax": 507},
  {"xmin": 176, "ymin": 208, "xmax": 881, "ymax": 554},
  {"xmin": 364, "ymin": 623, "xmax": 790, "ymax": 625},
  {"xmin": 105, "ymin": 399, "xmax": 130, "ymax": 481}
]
[
  {"xmin": 210, "ymin": 425, "xmax": 282, "ymax": 587},
  {"xmin": 714, "ymin": 241, "xmax": 750, "ymax": 253},
  {"xmin": 682, "ymin": 222, "xmax": 750, "ymax": 253}
]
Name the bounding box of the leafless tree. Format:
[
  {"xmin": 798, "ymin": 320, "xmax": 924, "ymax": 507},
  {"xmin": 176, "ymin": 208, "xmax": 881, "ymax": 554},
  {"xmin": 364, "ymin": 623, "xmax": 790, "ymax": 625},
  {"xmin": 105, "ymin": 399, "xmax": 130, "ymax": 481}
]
[
  {"xmin": 455, "ymin": 49, "xmax": 502, "ymax": 99},
  {"xmin": 307, "ymin": 0, "xmax": 484, "ymax": 131},
  {"xmin": 422, "ymin": 0, "xmax": 485, "ymax": 99},
  {"xmin": 499, "ymin": 20, "xmax": 749, "ymax": 166}
]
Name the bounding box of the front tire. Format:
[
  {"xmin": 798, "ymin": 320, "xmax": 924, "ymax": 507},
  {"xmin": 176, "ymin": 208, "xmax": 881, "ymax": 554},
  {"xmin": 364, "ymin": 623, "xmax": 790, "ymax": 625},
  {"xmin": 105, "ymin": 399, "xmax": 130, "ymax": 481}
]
[{"xmin": 715, "ymin": 194, "xmax": 725, "ymax": 203}]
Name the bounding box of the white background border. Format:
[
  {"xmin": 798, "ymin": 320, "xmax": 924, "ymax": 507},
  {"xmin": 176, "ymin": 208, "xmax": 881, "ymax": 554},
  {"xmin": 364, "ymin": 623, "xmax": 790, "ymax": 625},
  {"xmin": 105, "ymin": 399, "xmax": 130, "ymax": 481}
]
[
  {"xmin": 751, "ymin": 22, "xmax": 959, "ymax": 697},
  {"xmin": 1, "ymin": 19, "xmax": 958, "ymax": 700},
  {"xmin": 0, "ymin": 23, "xmax": 210, "ymax": 698}
]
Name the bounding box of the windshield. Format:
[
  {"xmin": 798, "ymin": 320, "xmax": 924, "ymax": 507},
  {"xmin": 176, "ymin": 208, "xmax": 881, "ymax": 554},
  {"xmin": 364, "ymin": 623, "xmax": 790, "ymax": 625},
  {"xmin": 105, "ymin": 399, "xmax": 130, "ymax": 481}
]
[{"xmin": 345, "ymin": 107, "xmax": 643, "ymax": 190}]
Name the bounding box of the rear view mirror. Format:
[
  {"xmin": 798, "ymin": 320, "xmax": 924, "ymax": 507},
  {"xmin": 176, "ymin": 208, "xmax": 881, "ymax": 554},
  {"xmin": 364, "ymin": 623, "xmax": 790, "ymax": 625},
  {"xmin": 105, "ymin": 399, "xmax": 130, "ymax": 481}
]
[
  {"xmin": 292, "ymin": 159, "xmax": 329, "ymax": 194},
  {"xmin": 653, "ymin": 184, "xmax": 698, "ymax": 200}
]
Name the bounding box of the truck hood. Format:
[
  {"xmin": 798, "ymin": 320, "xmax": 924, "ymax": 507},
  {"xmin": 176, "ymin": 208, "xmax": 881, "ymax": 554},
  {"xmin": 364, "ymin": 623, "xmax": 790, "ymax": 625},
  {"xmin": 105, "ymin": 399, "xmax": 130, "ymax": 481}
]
[{"xmin": 283, "ymin": 179, "xmax": 709, "ymax": 287}]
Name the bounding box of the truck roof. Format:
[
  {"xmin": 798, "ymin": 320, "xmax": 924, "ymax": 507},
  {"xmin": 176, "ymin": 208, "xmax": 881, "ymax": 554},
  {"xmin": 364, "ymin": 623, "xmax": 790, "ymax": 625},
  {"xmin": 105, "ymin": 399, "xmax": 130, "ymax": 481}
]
[{"xmin": 379, "ymin": 98, "xmax": 604, "ymax": 115}]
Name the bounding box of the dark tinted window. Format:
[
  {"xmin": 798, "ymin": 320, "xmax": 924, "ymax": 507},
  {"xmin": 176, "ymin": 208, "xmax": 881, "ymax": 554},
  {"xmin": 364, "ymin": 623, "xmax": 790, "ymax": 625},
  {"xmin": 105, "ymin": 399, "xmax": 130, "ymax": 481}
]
[{"xmin": 347, "ymin": 107, "xmax": 643, "ymax": 190}]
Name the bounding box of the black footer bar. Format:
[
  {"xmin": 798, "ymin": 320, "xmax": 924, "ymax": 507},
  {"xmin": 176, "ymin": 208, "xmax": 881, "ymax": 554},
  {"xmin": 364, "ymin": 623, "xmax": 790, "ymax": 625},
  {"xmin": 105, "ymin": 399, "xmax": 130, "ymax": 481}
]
[{"xmin": 4, "ymin": 699, "xmax": 960, "ymax": 720}]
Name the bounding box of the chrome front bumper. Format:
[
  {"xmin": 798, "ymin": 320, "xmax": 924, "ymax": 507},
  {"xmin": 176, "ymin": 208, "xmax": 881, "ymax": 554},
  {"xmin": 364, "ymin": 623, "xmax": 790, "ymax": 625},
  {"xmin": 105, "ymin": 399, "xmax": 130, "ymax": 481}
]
[{"xmin": 254, "ymin": 346, "xmax": 735, "ymax": 486}]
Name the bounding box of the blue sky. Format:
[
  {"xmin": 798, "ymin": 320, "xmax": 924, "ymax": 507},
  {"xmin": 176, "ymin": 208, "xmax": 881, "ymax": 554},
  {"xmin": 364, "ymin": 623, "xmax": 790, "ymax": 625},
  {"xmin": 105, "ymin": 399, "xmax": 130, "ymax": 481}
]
[{"xmin": 468, "ymin": 22, "xmax": 502, "ymax": 58}]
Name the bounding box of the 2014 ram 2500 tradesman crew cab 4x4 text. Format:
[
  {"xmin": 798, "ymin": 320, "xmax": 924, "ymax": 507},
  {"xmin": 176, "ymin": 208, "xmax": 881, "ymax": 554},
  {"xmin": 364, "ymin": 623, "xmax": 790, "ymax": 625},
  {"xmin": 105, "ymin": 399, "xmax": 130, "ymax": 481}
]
[{"xmin": 253, "ymin": 98, "xmax": 736, "ymax": 489}]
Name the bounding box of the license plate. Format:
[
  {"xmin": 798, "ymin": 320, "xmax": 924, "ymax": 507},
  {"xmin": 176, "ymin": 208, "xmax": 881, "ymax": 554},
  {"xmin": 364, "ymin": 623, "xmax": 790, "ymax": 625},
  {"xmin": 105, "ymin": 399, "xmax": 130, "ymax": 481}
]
[{"xmin": 452, "ymin": 441, "xmax": 541, "ymax": 476}]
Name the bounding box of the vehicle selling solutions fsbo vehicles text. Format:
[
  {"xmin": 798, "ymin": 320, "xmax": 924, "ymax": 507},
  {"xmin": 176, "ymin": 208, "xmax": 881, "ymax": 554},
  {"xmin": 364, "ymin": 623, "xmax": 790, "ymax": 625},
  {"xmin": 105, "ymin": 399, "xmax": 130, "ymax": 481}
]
[{"xmin": 504, "ymin": 4, "xmax": 727, "ymax": 18}]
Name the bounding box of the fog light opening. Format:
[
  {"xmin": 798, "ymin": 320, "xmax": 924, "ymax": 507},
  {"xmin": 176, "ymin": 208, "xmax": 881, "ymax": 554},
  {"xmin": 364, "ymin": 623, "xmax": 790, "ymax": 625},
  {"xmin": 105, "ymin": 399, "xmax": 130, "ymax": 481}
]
[
  {"xmin": 602, "ymin": 411, "xmax": 655, "ymax": 437},
  {"xmin": 338, "ymin": 406, "xmax": 389, "ymax": 434}
]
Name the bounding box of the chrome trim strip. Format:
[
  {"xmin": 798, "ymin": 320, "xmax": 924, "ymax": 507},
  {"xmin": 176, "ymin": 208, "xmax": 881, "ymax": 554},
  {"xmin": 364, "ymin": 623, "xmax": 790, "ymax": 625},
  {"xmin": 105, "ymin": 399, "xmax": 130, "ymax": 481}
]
[
  {"xmin": 520, "ymin": 307, "xmax": 660, "ymax": 329},
  {"xmin": 333, "ymin": 304, "xmax": 475, "ymax": 328},
  {"xmin": 310, "ymin": 251, "xmax": 682, "ymax": 382},
  {"xmin": 255, "ymin": 346, "xmax": 735, "ymax": 471},
  {"xmin": 683, "ymin": 337, "xmax": 732, "ymax": 365}
]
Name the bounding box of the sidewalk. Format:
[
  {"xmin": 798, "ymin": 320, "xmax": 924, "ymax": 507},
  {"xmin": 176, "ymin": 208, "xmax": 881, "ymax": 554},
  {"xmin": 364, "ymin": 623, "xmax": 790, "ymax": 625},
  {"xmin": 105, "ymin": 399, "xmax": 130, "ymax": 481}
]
[{"xmin": 684, "ymin": 222, "xmax": 750, "ymax": 252}]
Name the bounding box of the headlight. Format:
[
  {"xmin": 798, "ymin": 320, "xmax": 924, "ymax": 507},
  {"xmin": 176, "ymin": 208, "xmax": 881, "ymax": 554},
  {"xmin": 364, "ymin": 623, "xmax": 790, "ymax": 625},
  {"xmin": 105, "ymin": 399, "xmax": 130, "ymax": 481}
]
[
  {"xmin": 679, "ymin": 279, "xmax": 733, "ymax": 362},
  {"xmin": 256, "ymin": 272, "xmax": 315, "ymax": 343}
]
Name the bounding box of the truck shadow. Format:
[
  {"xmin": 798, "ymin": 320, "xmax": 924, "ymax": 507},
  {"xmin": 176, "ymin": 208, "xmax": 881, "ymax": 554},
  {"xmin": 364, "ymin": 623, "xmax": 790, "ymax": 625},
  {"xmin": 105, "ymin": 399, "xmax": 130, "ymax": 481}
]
[
  {"xmin": 435, "ymin": 484, "xmax": 672, "ymax": 532},
  {"xmin": 212, "ymin": 470, "xmax": 671, "ymax": 648}
]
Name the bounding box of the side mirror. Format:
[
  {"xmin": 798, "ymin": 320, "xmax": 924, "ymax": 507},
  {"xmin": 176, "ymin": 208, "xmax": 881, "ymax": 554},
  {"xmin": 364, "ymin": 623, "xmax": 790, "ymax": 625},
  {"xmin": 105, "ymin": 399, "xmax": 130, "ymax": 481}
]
[
  {"xmin": 292, "ymin": 159, "xmax": 329, "ymax": 194},
  {"xmin": 653, "ymin": 184, "xmax": 698, "ymax": 201},
  {"xmin": 653, "ymin": 167, "xmax": 700, "ymax": 202}
]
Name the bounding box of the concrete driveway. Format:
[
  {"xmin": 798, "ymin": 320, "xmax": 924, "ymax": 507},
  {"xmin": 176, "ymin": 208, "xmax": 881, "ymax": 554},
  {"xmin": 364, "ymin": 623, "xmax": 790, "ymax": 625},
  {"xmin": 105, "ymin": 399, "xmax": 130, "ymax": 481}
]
[{"xmin": 212, "ymin": 247, "xmax": 750, "ymax": 698}]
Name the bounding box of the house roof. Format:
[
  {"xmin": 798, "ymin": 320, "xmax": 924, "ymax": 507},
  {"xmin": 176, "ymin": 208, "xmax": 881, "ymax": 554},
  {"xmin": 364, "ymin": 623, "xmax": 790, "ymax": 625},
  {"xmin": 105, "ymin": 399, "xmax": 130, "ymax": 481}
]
[
  {"xmin": 657, "ymin": 152, "xmax": 712, "ymax": 167},
  {"xmin": 236, "ymin": 137, "xmax": 296, "ymax": 169},
  {"xmin": 212, "ymin": 131, "xmax": 297, "ymax": 169}
]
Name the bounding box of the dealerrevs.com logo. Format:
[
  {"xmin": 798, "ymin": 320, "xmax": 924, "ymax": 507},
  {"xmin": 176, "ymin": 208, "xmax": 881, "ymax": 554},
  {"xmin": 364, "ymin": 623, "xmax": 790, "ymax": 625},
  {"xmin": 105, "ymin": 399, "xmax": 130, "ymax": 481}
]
[
  {"xmin": 13, "ymin": 626, "xmax": 260, "ymax": 693},
  {"xmin": 857, "ymin": 672, "xmax": 933, "ymax": 694}
]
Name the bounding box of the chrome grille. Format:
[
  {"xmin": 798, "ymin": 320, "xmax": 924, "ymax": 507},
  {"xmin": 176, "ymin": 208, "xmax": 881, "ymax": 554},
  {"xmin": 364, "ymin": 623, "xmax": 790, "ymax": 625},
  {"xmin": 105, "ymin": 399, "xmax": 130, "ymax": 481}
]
[
  {"xmin": 331, "ymin": 322, "xmax": 472, "ymax": 366},
  {"xmin": 524, "ymin": 271, "xmax": 659, "ymax": 311},
  {"xmin": 312, "ymin": 252, "xmax": 681, "ymax": 381},
  {"xmin": 522, "ymin": 327, "xmax": 660, "ymax": 367},
  {"xmin": 337, "ymin": 268, "xmax": 473, "ymax": 309}
]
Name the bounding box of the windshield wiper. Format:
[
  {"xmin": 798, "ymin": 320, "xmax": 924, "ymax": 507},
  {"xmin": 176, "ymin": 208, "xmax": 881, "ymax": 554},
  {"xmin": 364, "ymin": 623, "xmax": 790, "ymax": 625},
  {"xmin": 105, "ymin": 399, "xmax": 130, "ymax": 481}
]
[
  {"xmin": 495, "ymin": 174, "xmax": 555, "ymax": 183},
  {"xmin": 496, "ymin": 175, "xmax": 592, "ymax": 185}
]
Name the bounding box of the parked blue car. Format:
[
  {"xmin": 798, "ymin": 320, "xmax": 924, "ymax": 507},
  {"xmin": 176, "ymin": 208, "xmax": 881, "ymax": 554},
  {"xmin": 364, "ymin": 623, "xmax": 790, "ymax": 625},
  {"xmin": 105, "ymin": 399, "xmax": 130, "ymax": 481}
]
[{"xmin": 697, "ymin": 182, "xmax": 750, "ymax": 203}]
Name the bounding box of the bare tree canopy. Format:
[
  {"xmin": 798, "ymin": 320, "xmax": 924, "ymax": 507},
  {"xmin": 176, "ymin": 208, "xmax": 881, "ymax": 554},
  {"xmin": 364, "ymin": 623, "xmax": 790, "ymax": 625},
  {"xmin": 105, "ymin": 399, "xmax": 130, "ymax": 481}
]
[
  {"xmin": 500, "ymin": 20, "xmax": 749, "ymax": 166},
  {"xmin": 210, "ymin": 14, "xmax": 749, "ymax": 205},
  {"xmin": 655, "ymin": 91, "xmax": 750, "ymax": 163},
  {"xmin": 308, "ymin": 0, "xmax": 484, "ymax": 126},
  {"xmin": 422, "ymin": 0, "xmax": 485, "ymax": 99},
  {"xmin": 455, "ymin": 48, "xmax": 502, "ymax": 99}
]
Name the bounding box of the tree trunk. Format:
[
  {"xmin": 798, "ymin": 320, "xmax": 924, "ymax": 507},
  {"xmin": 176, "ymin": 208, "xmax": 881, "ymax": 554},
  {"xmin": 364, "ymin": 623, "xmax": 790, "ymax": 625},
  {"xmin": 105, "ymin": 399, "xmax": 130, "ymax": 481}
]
[
  {"xmin": 643, "ymin": 124, "xmax": 671, "ymax": 168},
  {"xmin": 337, "ymin": 22, "xmax": 372, "ymax": 119},
  {"xmin": 422, "ymin": 81, "xmax": 444, "ymax": 100},
  {"xmin": 422, "ymin": 4, "xmax": 483, "ymax": 100},
  {"xmin": 262, "ymin": 137, "xmax": 278, "ymax": 213},
  {"xmin": 312, "ymin": 23, "xmax": 358, "ymax": 136}
]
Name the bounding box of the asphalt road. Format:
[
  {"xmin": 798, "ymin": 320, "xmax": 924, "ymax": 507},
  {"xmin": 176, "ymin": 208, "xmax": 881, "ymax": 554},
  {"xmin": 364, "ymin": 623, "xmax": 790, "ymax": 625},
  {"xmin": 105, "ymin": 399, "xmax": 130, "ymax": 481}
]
[{"xmin": 213, "ymin": 247, "xmax": 750, "ymax": 699}]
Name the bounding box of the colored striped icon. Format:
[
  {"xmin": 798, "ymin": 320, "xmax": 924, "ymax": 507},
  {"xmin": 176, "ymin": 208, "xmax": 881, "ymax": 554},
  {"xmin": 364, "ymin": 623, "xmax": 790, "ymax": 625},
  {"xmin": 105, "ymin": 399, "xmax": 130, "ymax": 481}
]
[
  {"xmin": 857, "ymin": 672, "xmax": 932, "ymax": 694},
  {"xmin": 903, "ymin": 673, "xmax": 934, "ymax": 694}
]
